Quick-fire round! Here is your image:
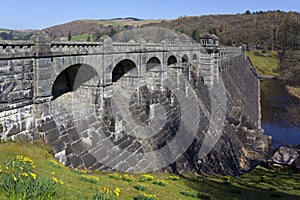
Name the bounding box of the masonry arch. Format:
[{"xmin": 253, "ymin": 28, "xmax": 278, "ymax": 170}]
[
  {"xmin": 146, "ymin": 57, "xmax": 161, "ymax": 72},
  {"xmin": 193, "ymin": 53, "xmax": 198, "ymax": 61},
  {"xmin": 112, "ymin": 59, "xmax": 137, "ymax": 82},
  {"xmin": 182, "ymin": 54, "xmax": 189, "ymax": 63},
  {"xmin": 52, "ymin": 64, "xmax": 98, "ymax": 99},
  {"xmin": 167, "ymin": 55, "xmax": 177, "ymax": 66}
]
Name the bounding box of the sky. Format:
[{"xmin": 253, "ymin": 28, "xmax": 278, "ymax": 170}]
[{"xmin": 1, "ymin": 0, "xmax": 299, "ymax": 30}]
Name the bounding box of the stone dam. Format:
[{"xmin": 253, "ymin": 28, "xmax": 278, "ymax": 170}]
[{"xmin": 0, "ymin": 30, "xmax": 270, "ymax": 175}]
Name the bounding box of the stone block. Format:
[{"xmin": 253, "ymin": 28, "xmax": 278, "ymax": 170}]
[
  {"xmin": 44, "ymin": 127, "xmax": 59, "ymax": 141},
  {"xmin": 67, "ymin": 127, "xmax": 80, "ymax": 141},
  {"xmin": 71, "ymin": 139, "xmax": 87, "ymax": 155},
  {"xmin": 69, "ymin": 155, "xmax": 83, "ymax": 168},
  {"xmin": 50, "ymin": 140, "xmax": 65, "ymax": 153},
  {"xmin": 82, "ymin": 153, "xmax": 97, "ymax": 168}
]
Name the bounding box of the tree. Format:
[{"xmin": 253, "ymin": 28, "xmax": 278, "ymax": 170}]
[
  {"xmin": 87, "ymin": 34, "xmax": 91, "ymax": 41},
  {"xmin": 94, "ymin": 31, "xmax": 102, "ymax": 41},
  {"xmin": 68, "ymin": 31, "xmax": 72, "ymax": 41},
  {"xmin": 192, "ymin": 29, "xmax": 200, "ymax": 42},
  {"xmin": 109, "ymin": 27, "xmax": 117, "ymax": 37},
  {"xmin": 208, "ymin": 27, "xmax": 217, "ymax": 36}
]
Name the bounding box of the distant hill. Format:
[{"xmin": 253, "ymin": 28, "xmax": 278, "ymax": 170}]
[
  {"xmin": 144, "ymin": 11, "xmax": 300, "ymax": 49},
  {"xmin": 42, "ymin": 18, "xmax": 163, "ymax": 38},
  {"xmin": 144, "ymin": 11, "xmax": 300, "ymax": 82},
  {"xmin": 1, "ymin": 11, "xmax": 299, "ymax": 82},
  {"xmin": 0, "ymin": 29, "xmax": 36, "ymax": 40}
]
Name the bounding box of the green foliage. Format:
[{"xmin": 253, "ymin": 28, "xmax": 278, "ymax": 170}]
[
  {"xmin": 246, "ymin": 50, "xmax": 280, "ymax": 76},
  {"xmin": 180, "ymin": 190, "xmax": 198, "ymax": 197},
  {"xmin": 223, "ymin": 175, "xmax": 232, "ymax": 185},
  {"xmin": 92, "ymin": 192, "xmax": 116, "ymax": 200},
  {"xmin": 109, "ymin": 172, "xmax": 135, "ymax": 182},
  {"xmin": 139, "ymin": 174, "xmax": 154, "ymax": 182},
  {"xmin": 1, "ymin": 142, "xmax": 300, "ymax": 200},
  {"xmin": 71, "ymin": 33, "xmax": 91, "ymax": 41},
  {"xmin": 68, "ymin": 31, "xmax": 72, "ymax": 41},
  {"xmin": 134, "ymin": 184, "xmax": 147, "ymax": 191},
  {"xmin": 87, "ymin": 34, "xmax": 91, "ymax": 41},
  {"xmin": 0, "ymin": 155, "xmax": 60, "ymax": 200},
  {"xmin": 92, "ymin": 187, "xmax": 120, "ymax": 200},
  {"xmin": 192, "ymin": 29, "xmax": 200, "ymax": 42},
  {"xmin": 134, "ymin": 193, "xmax": 158, "ymax": 200},
  {"xmin": 168, "ymin": 175, "xmax": 179, "ymax": 181},
  {"xmin": 153, "ymin": 179, "xmax": 167, "ymax": 186},
  {"xmin": 80, "ymin": 175, "xmax": 100, "ymax": 184},
  {"xmin": 260, "ymin": 175, "xmax": 267, "ymax": 182}
]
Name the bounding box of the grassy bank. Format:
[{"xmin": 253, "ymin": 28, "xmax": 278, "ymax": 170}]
[
  {"xmin": 71, "ymin": 33, "xmax": 91, "ymax": 41},
  {"xmin": 246, "ymin": 50, "xmax": 280, "ymax": 76},
  {"xmin": 0, "ymin": 141, "xmax": 299, "ymax": 200}
]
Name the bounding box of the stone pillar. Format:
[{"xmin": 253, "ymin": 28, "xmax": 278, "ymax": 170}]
[
  {"xmin": 32, "ymin": 32, "xmax": 53, "ymax": 119},
  {"xmin": 212, "ymin": 51, "xmax": 220, "ymax": 84},
  {"xmin": 199, "ymin": 51, "xmax": 214, "ymax": 86}
]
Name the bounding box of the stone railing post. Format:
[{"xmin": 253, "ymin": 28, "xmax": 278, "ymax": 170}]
[
  {"xmin": 31, "ymin": 32, "xmax": 53, "ymax": 132},
  {"xmin": 31, "ymin": 32, "xmax": 52, "ymax": 57}
]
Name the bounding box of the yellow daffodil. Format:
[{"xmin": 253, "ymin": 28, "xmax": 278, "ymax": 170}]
[{"xmin": 30, "ymin": 172, "xmax": 36, "ymax": 180}]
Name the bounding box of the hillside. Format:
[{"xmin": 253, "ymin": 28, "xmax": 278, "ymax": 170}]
[
  {"xmin": 0, "ymin": 29, "xmax": 36, "ymax": 40},
  {"xmin": 1, "ymin": 11, "xmax": 299, "ymax": 82},
  {"xmin": 42, "ymin": 18, "xmax": 164, "ymax": 38},
  {"xmin": 0, "ymin": 141, "xmax": 300, "ymax": 200},
  {"xmin": 145, "ymin": 11, "xmax": 300, "ymax": 49},
  {"xmin": 145, "ymin": 11, "xmax": 300, "ymax": 82}
]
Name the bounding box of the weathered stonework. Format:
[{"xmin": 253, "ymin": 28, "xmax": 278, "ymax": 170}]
[{"xmin": 0, "ymin": 31, "xmax": 270, "ymax": 175}]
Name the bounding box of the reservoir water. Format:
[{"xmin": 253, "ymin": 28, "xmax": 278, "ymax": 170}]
[{"xmin": 260, "ymin": 79, "xmax": 300, "ymax": 148}]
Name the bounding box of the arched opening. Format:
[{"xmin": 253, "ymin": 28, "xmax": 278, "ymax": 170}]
[
  {"xmin": 146, "ymin": 57, "xmax": 161, "ymax": 72},
  {"xmin": 167, "ymin": 55, "xmax": 177, "ymax": 66},
  {"xmin": 112, "ymin": 59, "xmax": 137, "ymax": 82},
  {"xmin": 52, "ymin": 64, "xmax": 98, "ymax": 99},
  {"xmin": 182, "ymin": 54, "xmax": 189, "ymax": 63},
  {"xmin": 193, "ymin": 53, "xmax": 198, "ymax": 61}
]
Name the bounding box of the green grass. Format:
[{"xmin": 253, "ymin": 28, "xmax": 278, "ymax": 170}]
[
  {"xmin": 71, "ymin": 33, "xmax": 91, "ymax": 41},
  {"xmin": 0, "ymin": 141, "xmax": 300, "ymax": 200},
  {"xmin": 246, "ymin": 50, "xmax": 280, "ymax": 76}
]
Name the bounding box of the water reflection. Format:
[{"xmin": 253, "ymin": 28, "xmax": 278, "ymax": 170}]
[{"xmin": 260, "ymin": 79, "xmax": 300, "ymax": 148}]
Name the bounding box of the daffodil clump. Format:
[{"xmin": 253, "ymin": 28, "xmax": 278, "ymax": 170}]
[
  {"xmin": 153, "ymin": 179, "xmax": 167, "ymax": 187},
  {"xmin": 180, "ymin": 189, "xmax": 199, "ymax": 198},
  {"xmin": 168, "ymin": 175, "xmax": 179, "ymax": 180},
  {"xmin": 223, "ymin": 175, "xmax": 232, "ymax": 185},
  {"xmin": 134, "ymin": 193, "xmax": 158, "ymax": 200},
  {"xmin": 48, "ymin": 159, "xmax": 65, "ymax": 169},
  {"xmin": 80, "ymin": 174, "xmax": 100, "ymax": 184},
  {"xmin": 92, "ymin": 186, "xmax": 121, "ymax": 200},
  {"xmin": 0, "ymin": 155, "xmax": 62, "ymax": 200},
  {"xmin": 139, "ymin": 174, "xmax": 154, "ymax": 182},
  {"xmin": 109, "ymin": 172, "xmax": 135, "ymax": 182}
]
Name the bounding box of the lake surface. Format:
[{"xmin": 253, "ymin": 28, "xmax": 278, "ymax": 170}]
[{"xmin": 260, "ymin": 79, "xmax": 300, "ymax": 148}]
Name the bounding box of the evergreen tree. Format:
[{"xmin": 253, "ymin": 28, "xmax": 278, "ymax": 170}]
[
  {"xmin": 68, "ymin": 31, "xmax": 72, "ymax": 41},
  {"xmin": 87, "ymin": 34, "xmax": 91, "ymax": 41},
  {"xmin": 192, "ymin": 29, "xmax": 200, "ymax": 42}
]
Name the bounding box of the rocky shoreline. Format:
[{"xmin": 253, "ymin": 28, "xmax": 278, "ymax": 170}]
[
  {"xmin": 286, "ymin": 85, "xmax": 300, "ymax": 100},
  {"xmin": 268, "ymin": 145, "xmax": 300, "ymax": 170}
]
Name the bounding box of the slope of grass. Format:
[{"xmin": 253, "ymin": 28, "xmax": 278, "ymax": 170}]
[
  {"xmin": 0, "ymin": 141, "xmax": 300, "ymax": 200},
  {"xmin": 246, "ymin": 50, "xmax": 280, "ymax": 76},
  {"xmin": 71, "ymin": 33, "xmax": 91, "ymax": 41}
]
